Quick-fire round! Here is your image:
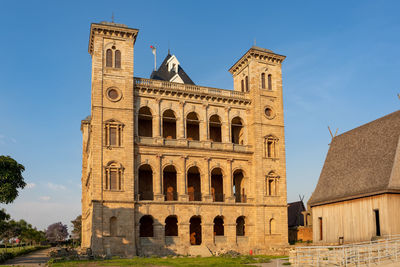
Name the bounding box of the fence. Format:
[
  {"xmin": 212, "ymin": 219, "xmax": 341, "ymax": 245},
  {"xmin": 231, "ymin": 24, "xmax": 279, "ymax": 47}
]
[{"xmin": 290, "ymin": 235, "xmax": 400, "ymax": 266}]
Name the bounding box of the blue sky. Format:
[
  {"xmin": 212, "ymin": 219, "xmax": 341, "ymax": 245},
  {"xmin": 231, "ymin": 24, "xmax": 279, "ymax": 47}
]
[{"xmin": 0, "ymin": 1, "xmax": 399, "ymax": 231}]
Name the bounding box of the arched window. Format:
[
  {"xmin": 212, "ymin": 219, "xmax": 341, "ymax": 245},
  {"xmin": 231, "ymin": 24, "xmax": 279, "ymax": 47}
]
[
  {"xmin": 104, "ymin": 120, "xmax": 123, "ymax": 147},
  {"xmin": 269, "ymin": 218, "xmax": 276, "ymax": 235},
  {"xmin": 110, "ymin": 216, "xmax": 117, "ymax": 236},
  {"xmin": 241, "ymin": 80, "xmax": 244, "ymax": 92},
  {"xmin": 104, "ymin": 162, "xmax": 123, "ymax": 191},
  {"xmin": 165, "ymin": 216, "xmax": 178, "ymax": 236},
  {"xmin": 213, "ymin": 216, "xmax": 224, "ymax": 236},
  {"xmin": 190, "ymin": 216, "xmax": 202, "ymax": 245},
  {"xmin": 106, "ymin": 49, "xmax": 113, "ymax": 67},
  {"xmin": 115, "ymin": 50, "xmax": 121, "ymax": 68},
  {"xmin": 261, "ymin": 73, "xmax": 266, "ymax": 89},
  {"xmin": 139, "ymin": 215, "xmax": 154, "ymax": 237},
  {"xmin": 138, "ymin": 164, "xmax": 153, "ymax": 200},
  {"xmin": 163, "ymin": 165, "xmax": 177, "ymax": 201},
  {"xmin": 231, "ymin": 117, "xmax": 244, "ymax": 145},
  {"xmin": 211, "ymin": 168, "xmax": 223, "ymax": 202},
  {"xmin": 245, "ymin": 76, "xmax": 249, "ymax": 92},
  {"xmin": 209, "ymin": 115, "xmax": 222, "ymax": 142},
  {"xmin": 233, "ymin": 170, "xmax": 246, "ymax": 203},
  {"xmin": 187, "ymin": 166, "xmax": 201, "ymax": 201},
  {"xmin": 186, "ymin": 112, "xmax": 199, "ymax": 141},
  {"xmin": 268, "ymin": 74, "xmax": 272, "ymax": 90},
  {"xmin": 162, "ymin": 110, "xmax": 176, "ymax": 139},
  {"xmin": 138, "ymin": 107, "xmax": 153, "ymax": 137},
  {"xmin": 265, "ymin": 135, "xmax": 279, "ymax": 158},
  {"xmin": 236, "ymin": 216, "xmax": 245, "ymax": 236},
  {"xmin": 266, "ymin": 171, "xmax": 280, "ymax": 196}
]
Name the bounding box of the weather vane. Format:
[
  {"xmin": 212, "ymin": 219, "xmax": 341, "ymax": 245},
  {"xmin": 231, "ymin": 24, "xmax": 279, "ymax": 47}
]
[{"xmin": 112, "ymin": 12, "xmax": 115, "ymax": 23}]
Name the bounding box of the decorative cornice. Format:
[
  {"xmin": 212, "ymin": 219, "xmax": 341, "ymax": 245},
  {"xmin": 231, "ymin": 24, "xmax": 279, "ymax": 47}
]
[
  {"xmin": 88, "ymin": 22, "xmax": 139, "ymax": 55},
  {"xmin": 228, "ymin": 47, "xmax": 286, "ymax": 75}
]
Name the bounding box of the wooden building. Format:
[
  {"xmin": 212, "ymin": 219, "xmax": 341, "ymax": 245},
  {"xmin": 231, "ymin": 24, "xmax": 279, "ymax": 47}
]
[{"xmin": 308, "ymin": 110, "xmax": 400, "ymax": 244}]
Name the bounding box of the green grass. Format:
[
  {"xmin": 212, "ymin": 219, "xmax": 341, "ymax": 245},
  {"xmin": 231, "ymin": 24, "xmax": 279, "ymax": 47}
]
[
  {"xmin": 50, "ymin": 255, "xmax": 280, "ymax": 267},
  {"xmin": 0, "ymin": 246, "xmax": 35, "ymax": 254}
]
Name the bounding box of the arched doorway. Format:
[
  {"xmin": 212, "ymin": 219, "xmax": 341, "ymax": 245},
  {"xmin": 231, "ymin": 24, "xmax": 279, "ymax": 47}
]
[
  {"xmin": 187, "ymin": 166, "xmax": 201, "ymax": 201},
  {"xmin": 162, "ymin": 109, "xmax": 176, "ymax": 139},
  {"xmin": 211, "ymin": 168, "xmax": 223, "ymax": 202},
  {"xmin": 163, "ymin": 165, "xmax": 177, "ymax": 201},
  {"xmin": 186, "ymin": 112, "xmax": 200, "ymax": 141},
  {"xmin": 233, "ymin": 170, "xmax": 245, "ymax": 203},
  {"xmin": 189, "ymin": 216, "xmax": 202, "ymax": 245},
  {"xmin": 138, "ymin": 164, "xmax": 153, "ymax": 200},
  {"xmin": 138, "ymin": 106, "xmax": 153, "ymax": 137}
]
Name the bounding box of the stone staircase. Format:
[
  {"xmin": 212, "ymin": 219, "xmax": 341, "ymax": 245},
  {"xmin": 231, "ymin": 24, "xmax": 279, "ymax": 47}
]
[{"xmin": 188, "ymin": 245, "xmax": 213, "ymax": 257}]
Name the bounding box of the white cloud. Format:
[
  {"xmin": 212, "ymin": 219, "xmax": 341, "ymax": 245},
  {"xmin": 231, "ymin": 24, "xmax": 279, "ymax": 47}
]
[
  {"xmin": 47, "ymin": 183, "xmax": 66, "ymax": 191},
  {"xmin": 26, "ymin": 183, "xmax": 36, "ymax": 189},
  {"xmin": 39, "ymin": 196, "xmax": 51, "ymax": 201}
]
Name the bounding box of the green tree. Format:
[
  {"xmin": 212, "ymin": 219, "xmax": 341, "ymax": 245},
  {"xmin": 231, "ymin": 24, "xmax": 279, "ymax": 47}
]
[
  {"xmin": 0, "ymin": 155, "xmax": 26, "ymax": 204},
  {"xmin": 71, "ymin": 215, "xmax": 81, "ymax": 242}
]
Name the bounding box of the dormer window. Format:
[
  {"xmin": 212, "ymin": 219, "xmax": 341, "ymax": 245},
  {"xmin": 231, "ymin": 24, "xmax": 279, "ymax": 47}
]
[{"xmin": 167, "ymin": 55, "xmax": 180, "ymax": 72}]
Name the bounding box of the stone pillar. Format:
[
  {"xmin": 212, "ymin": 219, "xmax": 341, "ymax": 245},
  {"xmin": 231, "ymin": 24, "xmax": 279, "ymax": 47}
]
[
  {"xmin": 154, "ymin": 99, "xmax": 161, "ymax": 137},
  {"xmin": 179, "ymin": 156, "xmax": 189, "ymax": 201},
  {"xmin": 226, "ymin": 222, "xmax": 237, "ymax": 246},
  {"xmin": 179, "ymin": 222, "xmax": 191, "ymax": 248},
  {"xmin": 223, "ymin": 107, "xmax": 231, "ymax": 143},
  {"xmin": 154, "ymin": 154, "xmax": 164, "ymax": 201},
  {"xmin": 202, "ymin": 157, "xmax": 212, "ymax": 202},
  {"xmin": 203, "ymin": 222, "xmax": 214, "ymax": 246},
  {"xmin": 178, "ymin": 101, "xmax": 185, "ymax": 139},
  {"xmin": 226, "ymin": 159, "xmax": 234, "ymax": 203}
]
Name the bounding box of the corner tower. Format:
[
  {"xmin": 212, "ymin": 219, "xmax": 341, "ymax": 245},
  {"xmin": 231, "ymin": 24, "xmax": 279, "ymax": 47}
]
[
  {"xmin": 82, "ymin": 22, "xmax": 138, "ymax": 256},
  {"xmin": 229, "ymin": 46, "xmax": 288, "ymax": 246}
]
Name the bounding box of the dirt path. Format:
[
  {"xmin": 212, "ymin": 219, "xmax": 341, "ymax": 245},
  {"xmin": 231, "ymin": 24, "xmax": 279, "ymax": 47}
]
[{"xmin": 0, "ymin": 248, "xmax": 52, "ymax": 266}]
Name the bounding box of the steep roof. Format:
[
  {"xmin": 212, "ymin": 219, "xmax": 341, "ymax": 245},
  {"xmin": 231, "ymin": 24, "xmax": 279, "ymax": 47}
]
[
  {"xmin": 288, "ymin": 201, "xmax": 305, "ymax": 227},
  {"xmin": 309, "ymin": 110, "xmax": 400, "ymax": 207},
  {"xmin": 150, "ymin": 54, "xmax": 195, "ymax": 85}
]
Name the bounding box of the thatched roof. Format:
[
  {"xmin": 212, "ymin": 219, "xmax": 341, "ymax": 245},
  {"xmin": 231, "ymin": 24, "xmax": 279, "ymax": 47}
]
[{"xmin": 308, "ymin": 110, "xmax": 400, "ymax": 207}]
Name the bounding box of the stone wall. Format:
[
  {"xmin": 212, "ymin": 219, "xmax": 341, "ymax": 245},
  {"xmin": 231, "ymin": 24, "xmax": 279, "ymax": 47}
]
[{"xmin": 81, "ymin": 22, "xmax": 289, "ymax": 256}]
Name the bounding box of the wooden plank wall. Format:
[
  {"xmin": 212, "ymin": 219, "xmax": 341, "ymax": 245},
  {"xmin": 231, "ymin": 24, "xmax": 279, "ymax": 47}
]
[{"xmin": 311, "ymin": 194, "xmax": 400, "ymax": 244}]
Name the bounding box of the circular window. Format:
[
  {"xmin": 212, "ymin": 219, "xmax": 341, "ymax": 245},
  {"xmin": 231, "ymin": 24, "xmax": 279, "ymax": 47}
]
[
  {"xmin": 112, "ymin": 45, "xmax": 116, "ymax": 50},
  {"xmin": 264, "ymin": 106, "xmax": 275, "ymax": 119},
  {"xmin": 106, "ymin": 87, "xmax": 122, "ymax": 102}
]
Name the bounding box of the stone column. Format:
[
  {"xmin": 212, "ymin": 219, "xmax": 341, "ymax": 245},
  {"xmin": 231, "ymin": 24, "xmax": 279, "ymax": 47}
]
[
  {"xmin": 226, "ymin": 159, "xmax": 234, "ymax": 203},
  {"xmin": 223, "ymin": 107, "xmax": 231, "ymax": 144},
  {"xmin": 202, "ymin": 157, "xmax": 212, "ymax": 202},
  {"xmin": 226, "ymin": 222, "xmax": 237, "ymax": 246},
  {"xmin": 154, "ymin": 98, "xmax": 162, "ymax": 145},
  {"xmin": 203, "ymin": 222, "xmax": 214, "ymax": 247},
  {"xmin": 179, "ymin": 222, "xmax": 191, "ymax": 248},
  {"xmin": 179, "ymin": 155, "xmax": 189, "ymax": 201},
  {"xmin": 154, "ymin": 154, "xmax": 164, "ymax": 201},
  {"xmin": 178, "ymin": 101, "xmax": 185, "ymax": 139}
]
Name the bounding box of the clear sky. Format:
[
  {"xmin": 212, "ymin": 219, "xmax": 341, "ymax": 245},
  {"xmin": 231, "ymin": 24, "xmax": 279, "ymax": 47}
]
[{"xmin": 0, "ymin": 0, "xmax": 399, "ymax": 231}]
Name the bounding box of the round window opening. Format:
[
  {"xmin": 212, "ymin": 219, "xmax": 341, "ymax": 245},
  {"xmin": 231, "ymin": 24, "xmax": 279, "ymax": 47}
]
[
  {"xmin": 108, "ymin": 89, "xmax": 119, "ymax": 100},
  {"xmin": 112, "ymin": 45, "xmax": 116, "ymax": 50},
  {"xmin": 265, "ymin": 107, "xmax": 275, "ymax": 119}
]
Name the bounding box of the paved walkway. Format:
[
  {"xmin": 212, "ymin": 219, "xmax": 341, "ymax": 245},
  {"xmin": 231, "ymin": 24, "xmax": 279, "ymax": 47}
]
[{"xmin": 0, "ymin": 248, "xmax": 52, "ymax": 266}]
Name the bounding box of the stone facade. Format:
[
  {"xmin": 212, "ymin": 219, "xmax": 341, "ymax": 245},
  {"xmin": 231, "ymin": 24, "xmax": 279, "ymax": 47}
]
[{"xmin": 81, "ymin": 22, "xmax": 288, "ymax": 256}]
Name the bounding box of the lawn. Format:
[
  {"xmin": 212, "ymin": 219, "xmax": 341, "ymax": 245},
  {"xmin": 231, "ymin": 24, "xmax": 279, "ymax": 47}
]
[{"xmin": 50, "ymin": 255, "xmax": 286, "ymax": 267}]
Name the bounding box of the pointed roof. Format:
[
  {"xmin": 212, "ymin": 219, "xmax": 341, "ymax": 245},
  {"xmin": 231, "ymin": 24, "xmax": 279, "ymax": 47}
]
[
  {"xmin": 150, "ymin": 54, "xmax": 195, "ymax": 85},
  {"xmin": 288, "ymin": 201, "xmax": 306, "ymax": 227},
  {"xmin": 308, "ymin": 110, "xmax": 400, "ymax": 207}
]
